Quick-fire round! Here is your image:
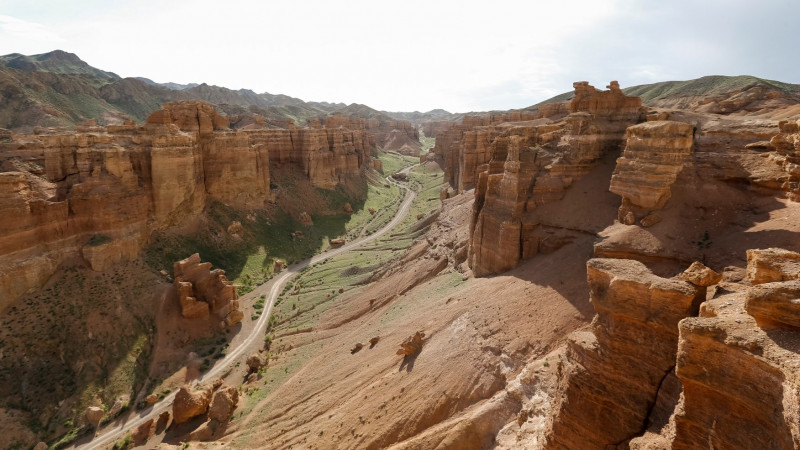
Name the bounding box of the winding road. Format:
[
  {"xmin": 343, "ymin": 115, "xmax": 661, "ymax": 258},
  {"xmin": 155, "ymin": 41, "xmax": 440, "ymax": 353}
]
[{"xmin": 78, "ymin": 164, "xmax": 418, "ymax": 449}]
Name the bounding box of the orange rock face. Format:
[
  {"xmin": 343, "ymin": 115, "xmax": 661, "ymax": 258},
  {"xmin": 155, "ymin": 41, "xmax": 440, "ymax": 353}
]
[
  {"xmin": 544, "ymin": 258, "xmax": 703, "ymax": 449},
  {"xmin": 173, "ymin": 253, "xmax": 241, "ymax": 327},
  {"xmin": 0, "ymin": 101, "xmax": 374, "ymax": 306},
  {"xmin": 465, "ymin": 82, "xmax": 644, "ymax": 275},
  {"xmin": 670, "ymin": 250, "xmax": 800, "ymax": 448},
  {"xmin": 768, "ymin": 118, "xmax": 800, "ymax": 200},
  {"xmin": 173, "ymin": 385, "xmax": 212, "ymax": 424},
  {"xmin": 610, "ymin": 120, "xmax": 694, "ymax": 221}
]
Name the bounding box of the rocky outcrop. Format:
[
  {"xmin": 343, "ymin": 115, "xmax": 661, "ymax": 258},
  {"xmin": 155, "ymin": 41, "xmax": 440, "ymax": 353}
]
[
  {"xmin": 84, "ymin": 406, "xmax": 104, "ymax": 428},
  {"xmin": 670, "ymin": 250, "xmax": 800, "ymax": 449},
  {"xmin": 173, "ymin": 385, "xmax": 212, "ymax": 424},
  {"xmin": 245, "ymin": 125, "xmax": 371, "ymax": 189},
  {"xmin": 174, "ymin": 253, "xmax": 242, "ymax": 327},
  {"xmin": 544, "ymin": 258, "xmax": 704, "ymax": 449},
  {"xmin": 609, "ymin": 120, "xmax": 694, "ymax": 223},
  {"xmin": 746, "ymin": 247, "xmax": 800, "ymax": 284},
  {"xmin": 207, "ymin": 386, "xmax": 239, "ymax": 423},
  {"xmin": 246, "ymin": 353, "xmax": 266, "ymax": 373},
  {"xmin": 767, "ymin": 119, "xmax": 800, "ymax": 200},
  {"xmin": 467, "ymin": 82, "xmax": 644, "ymax": 275},
  {"xmin": 397, "ymin": 331, "xmax": 425, "ymax": 356},
  {"xmin": 322, "ymin": 113, "xmax": 419, "ymax": 154}
]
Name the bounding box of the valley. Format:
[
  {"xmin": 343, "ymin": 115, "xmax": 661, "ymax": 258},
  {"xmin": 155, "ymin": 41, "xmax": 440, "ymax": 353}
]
[{"xmin": 1, "ymin": 49, "xmax": 800, "ymax": 450}]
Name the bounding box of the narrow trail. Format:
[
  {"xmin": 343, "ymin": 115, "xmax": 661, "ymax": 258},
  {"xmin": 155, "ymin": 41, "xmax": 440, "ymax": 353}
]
[{"xmin": 77, "ymin": 165, "xmax": 418, "ymax": 449}]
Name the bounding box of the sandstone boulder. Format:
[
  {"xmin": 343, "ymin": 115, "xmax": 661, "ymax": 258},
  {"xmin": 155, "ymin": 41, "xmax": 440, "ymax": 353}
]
[
  {"xmin": 132, "ymin": 418, "xmax": 154, "ymax": 446},
  {"xmin": 746, "ymin": 280, "xmax": 800, "ymax": 328},
  {"xmin": 145, "ymin": 393, "xmax": 158, "ymax": 405},
  {"xmin": 33, "ymin": 443, "xmax": 47, "ymax": 450},
  {"xmin": 173, "ymin": 385, "xmax": 212, "ymax": 424},
  {"xmin": 207, "ymin": 386, "xmax": 239, "ymax": 423},
  {"xmin": 227, "ymin": 221, "xmax": 244, "ymax": 238},
  {"xmin": 397, "ymin": 331, "xmax": 425, "ymax": 357},
  {"xmin": 678, "ymin": 261, "xmax": 722, "ymax": 287},
  {"xmin": 746, "ymin": 248, "xmax": 800, "ymax": 285},
  {"xmin": 330, "ymin": 238, "xmax": 346, "ymax": 246},
  {"xmin": 343, "ymin": 202, "xmax": 353, "ymax": 214},
  {"xmin": 225, "ymin": 309, "xmax": 244, "ymax": 327},
  {"xmin": 156, "ymin": 411, "xmax": 170, "ymax": 432},
  {"xmin": 85, "ymin": 406, "xmax": 104, "ymax": 428},
  {"xmin": 350, "ymin": 343, "xmax": 363, "ymax": 354},
  {"xmin": 274, "ymin": 259, "xmax": 284, "ymax": 272}
]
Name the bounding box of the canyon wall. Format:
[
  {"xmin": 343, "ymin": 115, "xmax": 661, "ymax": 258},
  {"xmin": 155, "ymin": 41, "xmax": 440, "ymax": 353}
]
[
  {"xmin": 544, "ymin": 258, "xmax": 705, "ymax": 448},
  {"xmin": 609, "ymin": 120, "xmax": 694, "ymax": 224},
  {"xmin": 462, "ymin": 81, "xmax": 645, "ymax": 275},
  {"xmin": 669, "ymin": 248, "xmax": 800, "ymax": 449},
  {"xmin": 0, "ymin": 101, "xmax": 374, "ymax": 308},
  {"xmin": 321, "ymin": 114, "xmax": 420, "ymax": 156},
  {"xmin": 542, "ymin": 250, "xmax": 800, "ymax": 449}
]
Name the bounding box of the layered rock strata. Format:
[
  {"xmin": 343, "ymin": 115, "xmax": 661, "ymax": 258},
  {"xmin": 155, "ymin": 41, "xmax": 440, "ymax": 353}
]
[
  {"xmin": 467, "ymin": 82, "xmax": 645, "ymax": 275},
  {"xmin": 768, "ymin": 118, "xmax": 800, "ymax": 200},
  {"xmin": 0, "ymin": 101, "xmax": 374, "ymax": 307},
  {"xmin": 670, "ymin": 249, "xmax": 800, "ymax": 448},
  {"xmin": 544, "ymin": 258, "xmax": 704, "ymax": 449},
  {"xmin": 609, "ymin": 120, "xmax": 694, "ymax": 223},
  {"xmin": 321, "ymin": 114, "xmax": 419, "ymax": 155},
  {"xmin": 173, "ymin": 253, "xmax": 242, "ymax": 327}
]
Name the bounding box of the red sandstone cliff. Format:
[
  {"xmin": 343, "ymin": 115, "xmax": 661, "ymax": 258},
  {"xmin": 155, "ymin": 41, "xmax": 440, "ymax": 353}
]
[
  {"xmin": 462, "ymin": 82, "xmax": 644, "ymax": 275},
  {"xmin": 0, "ymin": 101, "xmax": 374, "ymax": 308}
]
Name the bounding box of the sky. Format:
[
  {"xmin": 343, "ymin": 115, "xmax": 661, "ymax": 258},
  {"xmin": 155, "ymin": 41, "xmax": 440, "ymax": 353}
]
[{"xmin": 1, "ymin": 0, "xmax": 798, "ymax": 113}]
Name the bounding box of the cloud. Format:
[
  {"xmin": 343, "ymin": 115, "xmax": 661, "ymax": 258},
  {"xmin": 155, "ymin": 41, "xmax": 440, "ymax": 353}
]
[{"xmin": 0, "ymin": 15, "xmax": 64, "ymax": 54}]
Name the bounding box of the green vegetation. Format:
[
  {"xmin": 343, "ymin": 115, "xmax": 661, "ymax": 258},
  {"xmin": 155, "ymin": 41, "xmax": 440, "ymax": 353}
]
[
  {"xmin": 239, "ymin": 161, "xmax": 445, "ymax": 418},
  {"xmin": 623, "ymin": 75, "xmax": 798, "ymax": 103},
  {"xmin": 112, "ymin": 433, "xmax": 132, "ymax": 450},
  {"xmin": 49, "ymin": 426, "xmax": 84, "ymax": 449},
  {"xmin": 0, "ymin": 260, "xmax": 159, "ymax": 444},
  {"xmin": 88, "ymin": 234, "xmax": 112, "ymax": 247},
  {"xmin": 419, "ymin": 130, "xmax": 436, "ymax": 154},
  {"xmin": 145, "ymin": 165, "xmax": 407, "ymax": 296}
]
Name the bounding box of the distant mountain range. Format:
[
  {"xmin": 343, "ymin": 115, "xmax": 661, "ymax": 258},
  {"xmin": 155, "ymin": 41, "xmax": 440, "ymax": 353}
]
[
  {"xmin": 2, "ymin": 50, "xmax": 798, "ymax": 131},
  {"xmin": 0, "ymin": 50, "xmax": 399, "ymax": 130}
]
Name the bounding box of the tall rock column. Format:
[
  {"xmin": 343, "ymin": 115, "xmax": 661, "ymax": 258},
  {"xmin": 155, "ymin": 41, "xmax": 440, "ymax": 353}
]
[{"xmin": 544, "ymin": 258, "xmax": 704, "ymax": 449}]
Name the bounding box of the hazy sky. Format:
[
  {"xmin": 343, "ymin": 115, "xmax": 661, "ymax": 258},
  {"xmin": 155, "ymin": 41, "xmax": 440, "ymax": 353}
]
[{"xmin": 1, "ymin": 0, "xmax": 798, "ymax": 112}]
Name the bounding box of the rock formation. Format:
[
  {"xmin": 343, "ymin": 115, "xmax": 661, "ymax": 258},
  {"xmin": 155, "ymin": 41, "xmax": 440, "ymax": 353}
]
[
  {"xmin": 610, "ymin": 120, "xmax": 694, "ymax": 223},
  {"xmin": 544, "ymin": 258, "xmax": 704, "ymax": 448},
  {"xmin": 173, "ymin": 385, "xmax": 212, "ymax": 424},
  {"xmin": 397, "ymin": 331, "xmax": 425, "ymax": 356},
  {"xmin": 669, "ymin": 249, "xmax": 800, "ymax": 448},
  {"xmin": 466, "ymin": 82, "xmax": 645, "ymax": 275},
  {"xmin": 0, "ymin": 100, "xmax": 376, "ymax": 307},
  {"xmin": 84, "ymin": 406, "xmax": 104, "ymax": 428},
  {"xmin": 769, "ymin": 119, "xmax": 800, "ymax": 200},
  {"xmin": 746, "ymin": 247, "xmax": 800, "ymax": 284},
  {"xmin": 207, "ymin": 386, "xmax": 239, "ymax": 423},
  {"xmin": 246, "ymin": 354, "xmax": 266, "ymax": 373},
  {"xmin": 174, "ymin": 253, "xmax": 242, "ymax": 327}
]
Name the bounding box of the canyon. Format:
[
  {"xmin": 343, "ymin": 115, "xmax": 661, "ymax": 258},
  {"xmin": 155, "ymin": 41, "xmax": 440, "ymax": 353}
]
[{"xmin": 1, "ymin": 50, "xmax": 800, "ymax": 450}]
